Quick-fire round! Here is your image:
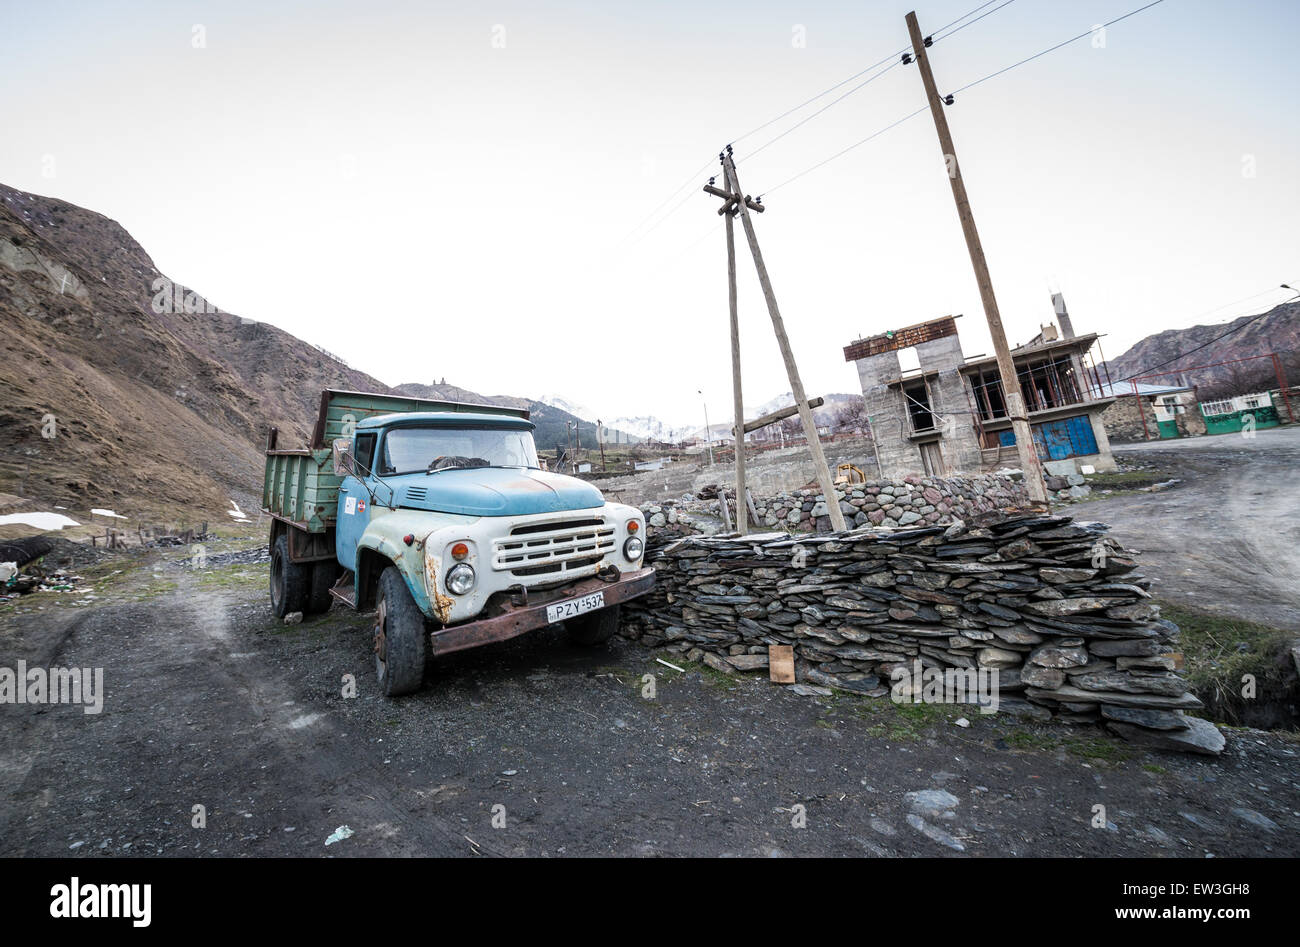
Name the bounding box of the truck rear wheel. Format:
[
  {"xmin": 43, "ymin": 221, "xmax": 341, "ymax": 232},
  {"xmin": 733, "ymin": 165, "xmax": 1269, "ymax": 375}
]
[
  {"xmin": 307, "ymin": 560, "xmax": 340, "ymax": 614},
  {"xmin": 374, "ymin": 566, "xmax": 427, "ymax": 697},
  {"xmin": 566, "ymin": 604, "xmax": 621, "ymax": 646},
  {"xmin": 270, "ymin": 534, "xmax": 310, "ymax": 618}
]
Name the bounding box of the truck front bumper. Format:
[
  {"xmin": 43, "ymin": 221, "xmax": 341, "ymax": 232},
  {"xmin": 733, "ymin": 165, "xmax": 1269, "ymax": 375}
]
[{"xmin": 426, "ymin": 566, "xmax": 656, "ymax": 657}]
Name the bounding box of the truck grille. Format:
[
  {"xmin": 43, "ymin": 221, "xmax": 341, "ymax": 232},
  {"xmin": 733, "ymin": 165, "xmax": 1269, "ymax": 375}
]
[{"xmin": 493, "ymin": 517, "xmax": 616, "ymax": 576}]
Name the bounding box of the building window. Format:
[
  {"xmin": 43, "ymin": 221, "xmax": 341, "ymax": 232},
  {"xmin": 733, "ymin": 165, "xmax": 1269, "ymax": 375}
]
[{"xmin": 903, "ymin": 382, "xmax": 935, "ymax": 433}]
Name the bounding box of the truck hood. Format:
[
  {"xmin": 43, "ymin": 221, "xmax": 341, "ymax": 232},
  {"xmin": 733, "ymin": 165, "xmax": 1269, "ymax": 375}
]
[{"xmin": 387, "ymin": 467, "xmax": 605, "ymax": 517}]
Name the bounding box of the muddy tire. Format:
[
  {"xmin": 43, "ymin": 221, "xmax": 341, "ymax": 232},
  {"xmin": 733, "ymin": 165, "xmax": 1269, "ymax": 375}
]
[
  {"xmin": 270, "ymin": 533, "xmax": 310, "ymax": 619},
  {"xmin": 374, "ymin": 566, "xmax": 427, "ymax": 697},
  {"xmin": 307, "ymin": 560, "xmax": 340, "ymax": 614},
  {"xmin": 566, "ymin": 604, "xmax": 621, "ymax": 645}
]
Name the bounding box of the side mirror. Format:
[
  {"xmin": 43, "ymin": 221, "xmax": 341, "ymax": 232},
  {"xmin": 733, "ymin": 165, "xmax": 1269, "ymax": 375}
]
[{"xmin": 332, "ymin": 438, "xmax": 354, "ymax": 476}]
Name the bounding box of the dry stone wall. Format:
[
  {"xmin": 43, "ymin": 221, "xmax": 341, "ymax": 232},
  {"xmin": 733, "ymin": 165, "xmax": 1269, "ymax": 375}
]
[
  {"xmin": 622, "ymin": 512, "xmax": 1223, "ymax": 755},
  {"xmin": 643, "ymin": 473, "xmax": 1028, "ymax": 535}
]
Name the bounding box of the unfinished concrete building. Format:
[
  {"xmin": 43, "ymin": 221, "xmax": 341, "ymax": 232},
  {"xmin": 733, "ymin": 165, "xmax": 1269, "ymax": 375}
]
[{"xmin": 844, "ymin": 310, "xmax": 1118, "ymax": 479}]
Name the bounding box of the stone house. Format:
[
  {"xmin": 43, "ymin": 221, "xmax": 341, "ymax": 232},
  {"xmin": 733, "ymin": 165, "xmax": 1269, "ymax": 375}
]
[
  {"xmin": 1099, "ymin": 381, "xmax": 1203, "ymax": 442},
  {"xmin": 844, "ymin": 311, "xmax": 1118, "ymax": 479}
]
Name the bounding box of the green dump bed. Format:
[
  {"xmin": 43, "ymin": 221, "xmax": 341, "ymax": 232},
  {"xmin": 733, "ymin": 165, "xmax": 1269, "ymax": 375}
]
[{"xmin": 262, "ymin": 388, "xmax": 530, "ymax": 534}]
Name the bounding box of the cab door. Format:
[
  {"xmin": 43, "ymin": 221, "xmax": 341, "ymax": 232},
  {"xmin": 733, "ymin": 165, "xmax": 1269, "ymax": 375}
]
[{"xmin": 336, "ymin": 430, "xmax": 378, "ymax": 572}]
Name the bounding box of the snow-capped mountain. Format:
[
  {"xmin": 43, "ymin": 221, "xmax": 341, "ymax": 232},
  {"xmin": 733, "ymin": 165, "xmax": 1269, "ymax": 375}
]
[
  {"xmin": 533, "ymin": 393, "xmax": 597, "ymax": 422},
  {"xmin": 602, "ymin": 415, "xmax": 695, "ymax": 444}
]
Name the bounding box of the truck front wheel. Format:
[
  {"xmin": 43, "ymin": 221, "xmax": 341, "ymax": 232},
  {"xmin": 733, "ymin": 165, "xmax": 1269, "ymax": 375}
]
[
  {"xmin": 270, "ymin": 534, "xmax": 310, "ymax": 619},
  {"xmin": 374, "ymin": 566, "xmax": 427, "ymax": 697},
  {"xmin": 566, "ymin": 604, "xmax": 621, "ymax": 645}
]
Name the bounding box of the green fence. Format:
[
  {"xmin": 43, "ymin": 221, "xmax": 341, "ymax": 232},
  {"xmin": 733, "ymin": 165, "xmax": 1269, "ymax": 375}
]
[{"xmin": 1201, "ymin": 405, "xmax": 1280, "ymax": 436}]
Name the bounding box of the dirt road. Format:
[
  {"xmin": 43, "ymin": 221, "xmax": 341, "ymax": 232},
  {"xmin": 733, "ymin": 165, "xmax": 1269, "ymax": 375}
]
[
  {"xmin": 0, "ymin": 558, "xmax": 1295, "ymax": 858},
  {"xmin": 1083, "ymin": 426, "xmax": 1300, "ymax": 632}
]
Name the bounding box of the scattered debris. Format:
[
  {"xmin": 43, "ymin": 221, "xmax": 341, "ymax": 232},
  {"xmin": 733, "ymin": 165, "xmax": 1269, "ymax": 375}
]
[{"xmin": 324, "ymin": 825, "xmax": 354, "ymax": 846}]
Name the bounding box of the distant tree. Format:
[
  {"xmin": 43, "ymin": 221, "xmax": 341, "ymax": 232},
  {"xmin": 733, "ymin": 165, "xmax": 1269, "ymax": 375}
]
[{"xmin": 832, "ymin": 395, "xmax": 869, "ymax": 435}]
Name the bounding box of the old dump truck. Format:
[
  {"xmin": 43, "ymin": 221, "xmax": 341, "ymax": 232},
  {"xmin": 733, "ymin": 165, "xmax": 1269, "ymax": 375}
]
[{"xmin": 262, "ymin": 389, "xmax": 654, "ymax": 696}]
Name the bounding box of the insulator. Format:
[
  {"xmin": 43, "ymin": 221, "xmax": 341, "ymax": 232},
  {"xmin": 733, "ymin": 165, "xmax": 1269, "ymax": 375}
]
[
  {"xmin": 943, "ymin": 94, "xmax": 955, "ymax": 105},
  {"xmin": 902, "ymin": 52, "xmax": 913, "ymax": 64},
  {"xmin": 923, "ymin": 35, "xmax": 933, "ymax": 47}
]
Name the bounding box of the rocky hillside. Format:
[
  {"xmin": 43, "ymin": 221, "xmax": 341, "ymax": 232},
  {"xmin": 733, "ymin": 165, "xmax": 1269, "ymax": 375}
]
[
  {"xmin": 0, "ymin": 182, "xmax": 651, "ymax": 516},
  {"xmin": 0, "ymin": 183, "xmax": 390, "ymax": 513},
  {"xmin": 392, "ymin": 383, "xmax": 621, "ymax": 454},
  {"xmin": 1101, "ymin": 301, "xmax": 1300, "ymax": 396}
]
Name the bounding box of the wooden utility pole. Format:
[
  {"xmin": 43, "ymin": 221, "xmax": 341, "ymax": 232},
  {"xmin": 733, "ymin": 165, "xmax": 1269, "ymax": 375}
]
[
  {"xmin": 905, "ymin": 11, "xmax": 1048, "ymax": 505},
  {"xmin": 725, "ymin": 202, "xmax": 749, "ymax": 533},
  {"xmin": 720, "ymin": 152, "xmax": 847, "ymax": 531},
  {"xmin": 705, "ymin": 174, "xmax": 762, "ymax": 534}
]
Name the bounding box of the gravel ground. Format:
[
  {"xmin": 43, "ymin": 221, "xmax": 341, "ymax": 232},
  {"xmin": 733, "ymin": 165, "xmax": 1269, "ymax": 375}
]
[
  {"xmin": 1082, "ymin": 426, "xmax": 1300, "ymax": 632},
  {"xmin": 1, "ymin": 430, "xmax": 1297, "ymax": 858},
  {"xmin": 0, "ymin": 563, "xmax": 1295, "ymax": 858}
]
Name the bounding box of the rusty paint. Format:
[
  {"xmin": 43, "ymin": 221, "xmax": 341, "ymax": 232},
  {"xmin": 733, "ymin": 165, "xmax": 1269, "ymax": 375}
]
[{"xmin": 423, "ymin": 544, "xmax": 455, "ymax": 624}]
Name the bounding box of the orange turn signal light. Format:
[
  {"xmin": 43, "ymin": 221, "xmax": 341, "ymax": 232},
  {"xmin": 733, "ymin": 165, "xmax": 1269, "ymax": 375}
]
[
  {"xmin": 627, "ymin": 520, "xmax": 640, "ymax": 533},
  {"xmin": 451, "ymin": 542, "xmax": 470, "ymax": 559}
]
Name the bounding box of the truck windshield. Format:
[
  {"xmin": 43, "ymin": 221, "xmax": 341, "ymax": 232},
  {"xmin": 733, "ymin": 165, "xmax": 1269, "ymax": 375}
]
[{"xmin": 378, "ymin": 426, "xmax": 539, "ymax": 475}]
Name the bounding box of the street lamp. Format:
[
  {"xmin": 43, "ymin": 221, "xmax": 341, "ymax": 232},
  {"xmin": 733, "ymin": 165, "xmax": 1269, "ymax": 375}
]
[{"xmin": 697, "ymin": 389, "xmax": 715, "ymax": 466}]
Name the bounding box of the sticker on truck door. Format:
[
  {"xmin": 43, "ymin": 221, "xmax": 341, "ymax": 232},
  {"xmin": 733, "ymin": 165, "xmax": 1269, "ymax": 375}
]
[
  {"xmin": 344, "ymin": 496, "xmax": 357, "ymax": 515},
  {"xmin": 546, "ymin": 591, "xmax": 605, "ymax": 624}
]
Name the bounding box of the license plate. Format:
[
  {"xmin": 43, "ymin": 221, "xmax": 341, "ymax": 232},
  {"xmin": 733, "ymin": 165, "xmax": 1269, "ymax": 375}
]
[{"xmin": 547, "ymin": 591, "xmax": 605, "ymax": 624}]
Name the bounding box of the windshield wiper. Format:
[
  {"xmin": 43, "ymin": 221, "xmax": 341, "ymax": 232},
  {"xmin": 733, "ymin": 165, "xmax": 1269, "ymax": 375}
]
[{"xmin": 424, "ymin": 463, "xmax": 532, "ymax": 475}]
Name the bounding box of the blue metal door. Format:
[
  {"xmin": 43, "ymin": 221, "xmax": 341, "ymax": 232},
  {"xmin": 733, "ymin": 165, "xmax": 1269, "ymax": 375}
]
[
  {"xmin": 998, "ymin": 417, "xmax": 1098, "ymax": 459},
  {"xmin": 335, "ymin": 474, "xmax": 372, "ymax": 572},
  {"xmin": 1036, "ymin": 416, "xmax": 1098, "ymax": 460}
]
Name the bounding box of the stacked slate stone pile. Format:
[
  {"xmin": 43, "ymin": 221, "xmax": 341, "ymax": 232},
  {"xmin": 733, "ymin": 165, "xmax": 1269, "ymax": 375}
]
[
  {"xmin": 642, "ymin": 474, "xmax": 1028, "ymax": 536},
  {"xmin": 623, "ymin": 512, "xmax": 1223, "ymax": 755},
  {"xmin": 746, "ymin": 474, "xmax": 1027, "ymax": 533}
]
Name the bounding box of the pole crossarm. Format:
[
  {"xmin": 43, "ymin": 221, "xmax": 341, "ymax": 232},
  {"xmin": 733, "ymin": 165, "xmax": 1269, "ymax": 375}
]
[{"xmin": 733, "ymin": 397, "xmax": 825, "ymax": 436}]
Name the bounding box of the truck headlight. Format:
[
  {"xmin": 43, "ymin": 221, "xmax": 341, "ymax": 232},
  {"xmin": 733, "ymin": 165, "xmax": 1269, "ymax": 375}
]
[
  {"xmin": 446, "ymin": 563, "xmax": 476, "ymax": 595},
  {"xmin": 623, "ymin": 536, "xmax": 644, "ymax": 560}
]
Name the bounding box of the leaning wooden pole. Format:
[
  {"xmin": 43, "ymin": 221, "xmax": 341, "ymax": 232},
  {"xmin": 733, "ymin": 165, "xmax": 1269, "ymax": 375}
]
[
  {"xmin": 725, "ymin": 205, "xmax": 749, "ymax": 534},
  {"xmin": 723, "ymin": 154, "xmax": 847, "ymax": 531},
  {"xmin": 905, "ymin": 11, "xmax": 1047, "ymax": 504}
]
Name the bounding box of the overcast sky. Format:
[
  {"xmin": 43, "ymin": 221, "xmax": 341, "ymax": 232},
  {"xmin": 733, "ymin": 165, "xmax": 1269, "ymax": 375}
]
[{"xmin": 3, "ymin": 0, "xmax": 1297, "ymax": 427}]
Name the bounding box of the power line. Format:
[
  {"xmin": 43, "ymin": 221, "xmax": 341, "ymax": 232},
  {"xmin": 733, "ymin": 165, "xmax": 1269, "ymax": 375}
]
[
  {"xmin": 617, "ymin": 157, "xmax": 717, "ymax": 248},
  {"xmin": 731, "ymin": 51, "xmax": 907, "ymax": 149},
  {"xmin": 754, "ymin": 0, "xmax": 1164, "ymax": 198},
  {"xmin": 932, "ymin": 0, "xmax": 1019, "ymax": 43},
  {"xmin": 931, "ymin": 0, "xmax": 1013, "ymax": 41},
  {"xmin": 619, "ymin": 0, "xmax": 1022, "ymax": 246},
  {"xmin": 949, "ymin": 0, "xmax": 1166, "ymax": 98},
  {"xmin": 743, "ymin": 59, "xmax": 904, "ymax": 161},
  {"xmin": 761, "ymin": 106, "xmax": 930, "ymax": 196},
  {"xmin": 1115, "ymin": 285, "xmax": 1299, "ymax": 383}
]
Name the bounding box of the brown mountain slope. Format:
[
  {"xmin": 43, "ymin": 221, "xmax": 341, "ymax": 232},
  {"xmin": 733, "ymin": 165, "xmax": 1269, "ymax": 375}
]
[
  {"xmin": 0, "ymin": 183, "xmax": 391, "ymax": 514},
  {"xmin": 1101, "ymin": 301, "xmax": 1300, "ymax": 396}
]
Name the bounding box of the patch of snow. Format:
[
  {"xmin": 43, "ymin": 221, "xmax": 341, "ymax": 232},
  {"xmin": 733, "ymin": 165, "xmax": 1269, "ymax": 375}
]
[
  {"xmin": 0, "ymin": 512, "xmax": 81, "ymax": 531},
  {"xmin": 91, "ymin": 508, "xmax": 127, "ymax": 519}
]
